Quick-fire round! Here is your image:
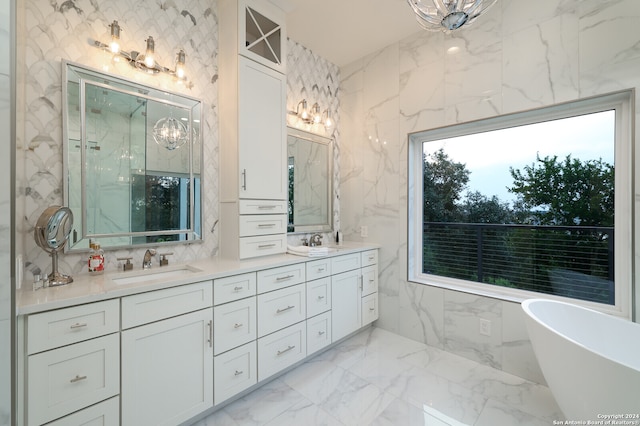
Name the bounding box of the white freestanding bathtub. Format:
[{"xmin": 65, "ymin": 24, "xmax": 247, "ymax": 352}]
[{"xmin": 522, "ymin": 299, "xmax": 640, "ymax": 420}]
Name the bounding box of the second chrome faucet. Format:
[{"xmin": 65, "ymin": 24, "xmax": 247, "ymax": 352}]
[{"xmin": 142, "ymin": 249, "xmax": 156, "ymax": 269}]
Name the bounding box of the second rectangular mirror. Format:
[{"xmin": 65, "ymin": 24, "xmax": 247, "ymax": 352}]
[{"xmin": 287, "ymin": 127, "xmax": 332, "ymax": 233}]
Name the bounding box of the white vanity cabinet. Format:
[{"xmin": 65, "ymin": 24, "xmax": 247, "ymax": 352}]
[
  {"xmin": 24, "ymin": 300, "xmax": 120, "ymax": 426},
  {"xmin": 219, "ymin": 0, "xmax": 288, "ymax": 260},
  {"xmin": 331, "ymin": 250, "xmax": 379, "ymax": 342},
  {"xmin": 120, "ymin": 282, "xmax": 214, "ymax": 426},
  {"xmin": 18, "ymin": 246, "xmax": 379, "ymax": 426}
]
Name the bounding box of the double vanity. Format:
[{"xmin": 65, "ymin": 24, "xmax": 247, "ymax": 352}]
[{"xmin": 16, "ymin": 244, "xmax": 379, "ymax": 425}]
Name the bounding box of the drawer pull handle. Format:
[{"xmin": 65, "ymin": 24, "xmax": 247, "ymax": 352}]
[
  {"xmin": 258, "ymin": 205, "xmax": 277, "ymax": 210},
  {"xmin": 234, "ymin": 323, "xmax": 243, "ymax": 329},
  {"xmin": 207, "ymin": 320, "xmax": 213, "ymax": 347},
  {"xmin": 70, "ymin": 322, "xmax": 87, "ymax": 329},
  {"xmin": 233, "ymin": 286, "xmax": 244, "ymax": 292},
  {"xmin": 276, "ymin": 305, "xmax": 295, "ymax": 314},
  {"xmin": 70, "ymin": 375, "xmax": 87, "ymax": 383},
  {"xmin": 318, "ymin": 331, "xmax": 326, "ymax": 336},
  {"xmin": 277, "ymin": 345, "xmax": 295, "ymax": 356},
  {"xmin": 234, "ymin": 370, "xmax": 243, "ymax": 376},
  {"xmin": 241, "ymin": 169, "xmax": 247, "ymax": 191},
  {"xmin": 317, "ymin": 267, "xmax": 325, "ymax": 272},
  {"xmin": 317, "ymin": 296, "xmax": 325, "ymax": 300},
  {"xmin": 258, "ymin": 223, "xmax": 276, "ymax": 228},
  {"xmin": 276, "ymin": 274, "xmax": 294, "ymax": 281},
  {"xmin": 368, "ymin": 256, "xmax": 375, "ymax": 261},
  {"xmin": 370, "ymin": 307, "xmax": 375, "ymax": 311},
  {"xmin": 258, "ymin": 244, "xmax": 276, "ymax": 249}
]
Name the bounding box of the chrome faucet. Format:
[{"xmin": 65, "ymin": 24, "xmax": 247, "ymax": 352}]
[
  {"xmin": 309, "ymin": 234, "xmax": 323, "ymax": 247},
  {"xmin": 143, "ymin": 249, "xmax": 157, "ymax": 269}
]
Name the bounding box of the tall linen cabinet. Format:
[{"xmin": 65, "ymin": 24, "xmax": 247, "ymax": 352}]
[{"xmin": 219, "ymin": 0, "xmax": 288, "ymax": 259}]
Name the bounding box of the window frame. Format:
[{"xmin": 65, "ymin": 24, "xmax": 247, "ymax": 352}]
[{"xmin": 407, "ymin": 90, "xmax": 635, "ymax": 319}]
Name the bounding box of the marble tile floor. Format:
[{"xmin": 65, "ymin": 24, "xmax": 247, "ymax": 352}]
[{"xmin": 193, "ymin": 327, "xmax": 563, "ymax": 426}]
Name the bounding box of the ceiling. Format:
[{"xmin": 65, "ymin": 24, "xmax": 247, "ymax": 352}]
[{"xmin": 271, "ymin": 0, "xmax": 424, "ymax": 67}]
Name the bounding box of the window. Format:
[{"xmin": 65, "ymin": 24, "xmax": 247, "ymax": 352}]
[{"xmin": 408, "ymin": 91, "xmax": 634, "ymax": 317}]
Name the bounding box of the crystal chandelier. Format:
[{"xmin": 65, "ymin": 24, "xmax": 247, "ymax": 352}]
[
  {"xmin": 407, "ymin": 0, "xmax": 497, "ymax": 32},
  {"xmin": 153, "ymin": 116, "xmax": 189, "ymax": 151}
]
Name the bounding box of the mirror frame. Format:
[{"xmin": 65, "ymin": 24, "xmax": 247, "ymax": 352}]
[
  {"xmin": 287, "ymin": 127, "xmax": 333, "ymax": 234},
  {"xmin": 62, "ymin": 60, "xmax": 204, "ymax": 252}
]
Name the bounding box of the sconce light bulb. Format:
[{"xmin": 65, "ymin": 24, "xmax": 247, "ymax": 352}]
[
  {"xmin": 109, "ymin": 20, "xmax": 121, "ymax": 54},
  {"xmin": 144, "ymin": 36, "xmax": 155, "ymax": 68},
  {"xmin": 109, "ymin": 38, "xmax": 120, "ymax": 54},
  {"xmin": 311, "ymin": 103, "xmax": 322, "ymax": 124},
  {"xmin": 323, "ymin": 109, "xmax": 333, "ymax": 129},
  {"xmin": 175, "ymin": 50, "xmax": 186, "ymax": 79},
  {"xmin": 325, "ymin": 116, "xmax": 333, "ymax": 129},
  {"xmin": 297, "ymin": 99, "xmax": 309, "ymax": 121}
]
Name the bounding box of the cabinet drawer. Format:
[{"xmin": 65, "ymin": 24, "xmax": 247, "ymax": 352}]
[
  {"xmin": 27, "ymin": 299, "xmax": 119, "ymax": 354},
  {"xmin": 214, "ymin": 297, "xmax": 257, "ymax": 355},
  {"xmin": 331, "ymin": 253, "xmax": 361, "ymax": 275},
  {"xmin": 362, "ymin": 293, "xmax": 379, "ymax": 326},
  {"xmin": 257, "ymin": 263, "xmax": 305, "ymax": 293},
  {"xmin": 257, "ymin": 321, "xmax": 306, "ymax": 381},
  {"xmin": 257, "ymin": 284, "xmax": 306, "ymax": 337},
  {"xmin": 362, "ymin": 265, "xmax": 378, "ymax": 296},
  {"xmin": 239, "ymin": 199, "xmax": 287, "ymax": 215},
  {"xmin": 239, "ymin": 234, "xmax": 287, "ymax": 259},
  {"xmin": 121, "ymin": 281, "xmax": 213, "ymax": 329},
  {"xmin": 306, "ymin": 258, "xmax": 331, "ymax": 281},
  {"xmin": 214, "ymin": 341, "xmax": 257, "ymax": 405},
  {"xmin": 45, "ymin": 396, "xmax": 119, "ymax": 426},
  {"xmin": 306, "ymin": 277, "xmax": 331, "ymax": 318},
  {"xmin": 214, "ymin": 272, "xmax": 256, "ymax": 306},
  {"xmin": 307, "ymin": 312, "xmax": 331, "ymax": 355},
  {"xmin": 239, "ymin": 214, "xmax": 287, "ymax": 236},
  {"xmin": 361, "ymin": 250, "xmax": 378, "ymax": 267},
  {"xmin": 27, "ymin": 333, "xmax": 119, "ymax": 426}
]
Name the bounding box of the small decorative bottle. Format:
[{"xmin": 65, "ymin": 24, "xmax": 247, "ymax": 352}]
[{"xmin": 88, "ymin": 241, "xmax": 105, "ymax": 274}]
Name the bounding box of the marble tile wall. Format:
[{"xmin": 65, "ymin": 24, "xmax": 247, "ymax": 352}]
[
  {"xmin": 285, "ymin": 39, "xmax": 341, "ymax": 243},
  {"xmin": 0, "ymin": 0, "xmax": 11, "ymax": 423},
  {"xmin": 15, "ymin": 2, "xmax": 343, "ymax": 279},
  {"xmin": 340, "ymin": 0, "xmax": 640, "ymax": 383},
  {"xmin": 16, "ymin": 0, "xmax": 219, "ymax": 280}
]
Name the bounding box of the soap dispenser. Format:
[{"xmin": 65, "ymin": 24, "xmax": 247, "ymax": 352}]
[{"xmin": 88, "ymin": 241, "xmax": 105, "ymax": 274}]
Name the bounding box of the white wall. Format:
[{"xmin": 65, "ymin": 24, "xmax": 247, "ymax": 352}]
[{"xmin": 339, "ymin": 0, "xmax": 640, "ymax": 383}]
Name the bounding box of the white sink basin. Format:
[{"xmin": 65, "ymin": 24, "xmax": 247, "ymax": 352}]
[{"xmin": 111, "ymin": 265, "xmax": 202, "ymax": 285}]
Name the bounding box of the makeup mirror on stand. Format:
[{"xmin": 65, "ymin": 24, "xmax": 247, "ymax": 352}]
[{"xmin": 34, "ymin": 206, "xmax": 74, "ymax": 286}]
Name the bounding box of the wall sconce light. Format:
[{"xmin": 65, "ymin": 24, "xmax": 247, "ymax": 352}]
[
  {"xmin": 289, "ymin": 99, "xmax": 334, "ymax": 130},
  {"xmin": 94, "ymin": 20, "xmax": 188, "ymax": 83}
]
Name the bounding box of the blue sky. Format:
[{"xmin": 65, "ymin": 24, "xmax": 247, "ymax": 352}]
[{"xmin": 423, "ymin": 110, "xmax": 616, "ymax": 204}]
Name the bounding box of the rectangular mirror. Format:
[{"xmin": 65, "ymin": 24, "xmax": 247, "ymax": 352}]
[
  {"xmin": 63, "ymin": 61, "xmax": 203, "ymax": 251},
  {"xmin": 287, "ymin": 127, "xmax": 332, "ymax": 233}
]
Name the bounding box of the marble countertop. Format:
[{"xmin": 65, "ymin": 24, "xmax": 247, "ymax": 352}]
[{"xmin": 17, "ymin": 242, "xmax": 379, "ymax": 315}]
